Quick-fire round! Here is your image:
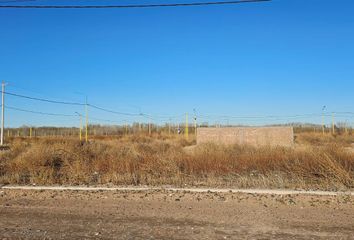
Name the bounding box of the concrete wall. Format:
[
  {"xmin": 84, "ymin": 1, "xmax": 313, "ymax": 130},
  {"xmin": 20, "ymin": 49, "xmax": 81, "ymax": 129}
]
[{"xmin": 197, "ymin": 127, "xmax": 294, "ymax": 147}]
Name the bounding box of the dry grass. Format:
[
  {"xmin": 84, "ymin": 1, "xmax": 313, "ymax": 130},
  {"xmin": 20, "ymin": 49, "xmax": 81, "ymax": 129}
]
[
  {"xmin": 0, "ymin": 133, "xmax": 353, "ymax": 190},
  {"xmin": 295, "ymin": 132, "xmax": 354, "ymax": 146}
]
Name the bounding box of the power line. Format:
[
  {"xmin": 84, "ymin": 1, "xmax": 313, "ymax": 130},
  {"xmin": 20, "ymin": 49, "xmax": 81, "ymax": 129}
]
[
  {"xmin": 6, "ymin": 104, "xmax": 353, "ymax": 122},
  {"xmin": 88, "ymin": 104, "xmax": 142, "ymax": 117},
  {"xmin": 196, "ymin": 112, "xmax": 354, "ymax": 121},
  {"xmin": 4, "ymin": 104, "xmax": 354, "ymax": 126},
  {"xmin": 0, "ymin": 0, "xmax": 270, "ymax": 8},
  {"xmin": 333, "ymin": 111, "xmax": 354, "ymax": 115},
  {"xmin": 141, "ymin": 113, "xmax": 185, "ymax": 121},
  {"xmin": 5, "ymin": 91, "xmax": 86, "ymax": 106},
  {"xmin": 5, "ymin": 105, "xmax": 136, "ymax": 124},
  {"xmin": 4, "ymin": 90, "xmax": 179, "ymax": 118},
  {"xmin": 5, "ymin": 105, "xmax": 76, "ymax": 117},
  {"xmin": 88, "ymin": 104, "xmax": 183, "ymax": 119},
  {"xmin": 5, "ymin": 90, "xmax": 145, "ymax": 116},
  {"xmin": 90, "ymin": 117, "xmax": 130, "ymax": 124},
  {"xmin": 4, "ymin": 90, "xmax": 353, "ymax": 122},
  {"xmin": 0, "ymin": 0, "xmax": 35, "ymax": 3},
  {"xmin": 197, "ymin": 113, "xmax": 327, "ymax": 120},
  {"xmin": 86, "ymin": 106, "xmax": 183, "ymax": 122}
]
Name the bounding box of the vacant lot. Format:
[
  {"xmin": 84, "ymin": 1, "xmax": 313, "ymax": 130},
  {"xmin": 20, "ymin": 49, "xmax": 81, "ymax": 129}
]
[
  {"xmin": 0, "ymin": 189, "xmax": 353, "ymax": 239},
  {"xmin": 0, "ymin": 132, "xmax": 353, "ymax": 190}
]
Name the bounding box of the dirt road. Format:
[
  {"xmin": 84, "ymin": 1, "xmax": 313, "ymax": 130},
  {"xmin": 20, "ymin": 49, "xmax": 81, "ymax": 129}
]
[{"xmin": 1, "ymin": 188, "xmax": 353, "ymax": 239}]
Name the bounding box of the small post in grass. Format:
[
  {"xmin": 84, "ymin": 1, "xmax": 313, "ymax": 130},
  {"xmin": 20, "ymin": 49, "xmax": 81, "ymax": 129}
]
[{"xmin": 185, "ymin": 112, "xmax": 189, "ymax": 140}]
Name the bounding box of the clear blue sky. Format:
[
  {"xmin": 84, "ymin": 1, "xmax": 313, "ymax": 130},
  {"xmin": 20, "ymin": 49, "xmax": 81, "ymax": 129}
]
[{"xmin": 0, "ymin": 0, "xmax": 353, "ymax": 127}]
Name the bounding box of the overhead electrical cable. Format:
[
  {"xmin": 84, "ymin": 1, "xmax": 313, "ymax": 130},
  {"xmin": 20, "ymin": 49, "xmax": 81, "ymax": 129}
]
[
  {"xmin": 0, "ymin": 0, "xmax": 35, "ymax": 3},
  {"xmin": 332, "ymin": 111, "xmax": 354, "ymax": 115},
  {"xmin": 197, "ymin": 113, "xmax": 331, "ymax": 120},
  {"xmin": 90, "ymin": 117, "xmax": 132, "ymax": 125},
  {"xmin": 0, "ymin": 0, "xmax": 271, "ymax": 8},
  {"xmin": 5, "ymin": 91, "xmax": 142, "ymax": 116},
  {"xmin": 4, "ymin": 90, "xmax": 182, "ymax": 118},
  {"xmin": 88, "ymin": 104, "xmax": 143, "ymax": 117},
  {"xmin": 4, "ymin": 90, "xmax": 353, "ymax": 122},
  {"xmin": 5, "ymin": 91, "xmax": 86, "ymax": 106},
  {"xmin": 5, "ymin": 105, "xmax": 76, "ymax": 117},
  {"xmin": 141, "ymin": 113, "xmax": 185, "ymax": 120}
]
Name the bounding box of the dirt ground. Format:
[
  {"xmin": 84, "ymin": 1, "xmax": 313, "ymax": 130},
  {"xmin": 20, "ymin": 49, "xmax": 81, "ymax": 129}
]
[{"xmin": 0, "ymin": 189, "xmax": 353, "ymax": 239}]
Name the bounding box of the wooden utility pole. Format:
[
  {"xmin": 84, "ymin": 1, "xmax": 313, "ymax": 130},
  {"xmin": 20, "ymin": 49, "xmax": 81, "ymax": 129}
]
[
  {"xmin": 322, "ymin": 106, "xmax": 326, "ymax": 136},
  {"xmin": 85, "ymin": 97, "xmax": 88, "ymax": 142},
  {"xmin": 1, "ymin": 81, "xmax": 6, "ymax": 145}
]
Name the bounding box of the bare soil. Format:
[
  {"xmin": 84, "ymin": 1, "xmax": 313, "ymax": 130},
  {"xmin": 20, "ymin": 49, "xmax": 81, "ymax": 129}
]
[{"xmin": 0, "ymin": 189, "xmax": 353, "ymax": 239}]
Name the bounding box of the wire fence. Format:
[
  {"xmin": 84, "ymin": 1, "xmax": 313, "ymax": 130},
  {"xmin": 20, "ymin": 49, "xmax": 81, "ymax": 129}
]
[{"xmin": 1, "ymin": 85, "xmax": 354, "ymax": 139}]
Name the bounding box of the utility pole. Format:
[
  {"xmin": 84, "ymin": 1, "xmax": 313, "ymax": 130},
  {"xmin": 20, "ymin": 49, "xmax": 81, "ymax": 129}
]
[
  {"xmin": 1, "ymin": 81, "xmax": 6, "ymax": 145},
  {"xmin": 85, "ymin": 97, "xmax": 88, "ymax": 142}
]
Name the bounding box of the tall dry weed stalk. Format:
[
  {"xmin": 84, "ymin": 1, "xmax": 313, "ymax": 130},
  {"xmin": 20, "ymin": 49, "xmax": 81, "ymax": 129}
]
[{"xmin": 0, "ymin": 133, "xmax": 353, "ymax": 190}]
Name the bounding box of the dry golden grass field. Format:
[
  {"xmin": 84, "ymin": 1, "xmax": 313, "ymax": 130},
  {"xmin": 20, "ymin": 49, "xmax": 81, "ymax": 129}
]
[{"xmin": 0, "ymin": 132, "xmax": 353, "ymax": 190}]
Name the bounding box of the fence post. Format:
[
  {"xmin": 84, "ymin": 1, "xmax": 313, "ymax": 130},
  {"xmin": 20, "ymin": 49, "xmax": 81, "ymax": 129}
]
[
  {"xmin": 332, "ymin": 113, "xmax": 335, "ymax": 135},
  {"xmin": 185, "ymin": 113, "xmax": 189, "ymax": 140}
]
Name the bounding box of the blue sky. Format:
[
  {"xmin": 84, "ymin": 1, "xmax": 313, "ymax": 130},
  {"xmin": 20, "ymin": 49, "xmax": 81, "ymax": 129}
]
[{"xmin": 0, "ymin": 0, "xmax": 353, "ymax": 127}]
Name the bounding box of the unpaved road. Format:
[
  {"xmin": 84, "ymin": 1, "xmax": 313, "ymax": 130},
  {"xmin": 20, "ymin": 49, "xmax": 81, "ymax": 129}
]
[{"xmin": 0, "ymin": 188, "xmax": 353, "ymax": 239}]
